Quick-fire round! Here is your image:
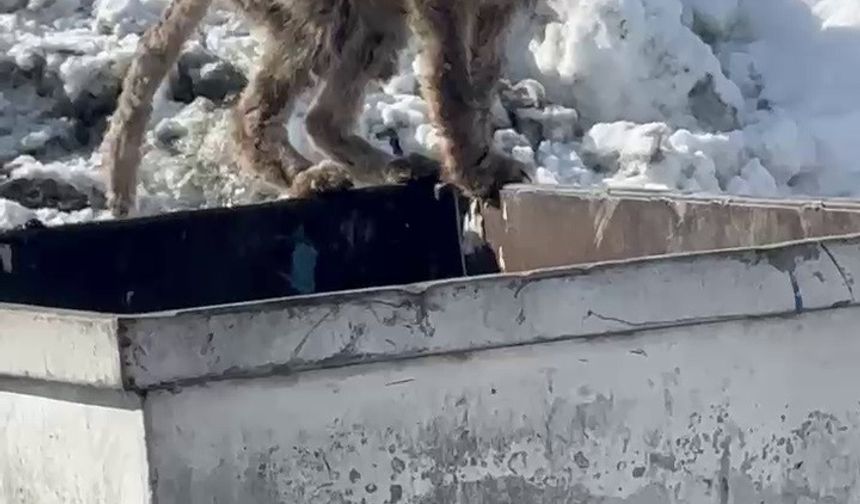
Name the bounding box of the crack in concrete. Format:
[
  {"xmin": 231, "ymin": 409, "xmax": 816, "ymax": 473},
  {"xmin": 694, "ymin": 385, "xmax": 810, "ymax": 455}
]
[
  {"xmin": 821, "ymin": 243, "xmax": 855, "ymax": 302},
  {"xmin": 291, "ymin": 309, "xmax": 335, "ymax": 359},
  {"xmin": 788, "ymin": 271, "xmax": 804, "ymax": 314},
  {"xmin": 586, "ymin": 310, "xmax": 654, "ymax": 328}
]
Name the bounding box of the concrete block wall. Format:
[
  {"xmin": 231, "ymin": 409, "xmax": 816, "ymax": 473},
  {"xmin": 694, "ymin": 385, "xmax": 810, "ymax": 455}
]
[
  {"xmin": 0, "ymin": 311, "xmax": 148, "ymax": 503},
  {"xmin": 5, "ymin": 232, "xmax": 860, "ymax": 502}
]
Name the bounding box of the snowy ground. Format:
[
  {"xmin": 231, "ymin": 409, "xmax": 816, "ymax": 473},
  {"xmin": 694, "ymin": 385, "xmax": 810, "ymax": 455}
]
[{"xmin": 1, "ymin": 0, "xmax": 859, "ymax": 230}]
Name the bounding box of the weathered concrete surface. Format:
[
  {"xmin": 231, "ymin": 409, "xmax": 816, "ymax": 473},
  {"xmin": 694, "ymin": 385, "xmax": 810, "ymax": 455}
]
[
  {"xmin": 0, "ymin": 308, "xmax": 148, "ymax": 503},
  {"xmin": 0, "ymin": 306, "xmax": 122, "ymax": 387},
  {"xmin": 0, "ymin": 380, "xmax": 149, "ymax": 504},
  {"xmin": 119, "ymin": 234, "xmax": 860, "ymax": 389},
  {"xmin": 6, "ymin": 190, "xmax": 860, "ymax": 504},
  {"xmin": 146, "ymin": 304, "xmax": 860, "ymax": 503},
  {"xmin": 483, "ymin": 185, "xmax": 860, "ymax": 271}
]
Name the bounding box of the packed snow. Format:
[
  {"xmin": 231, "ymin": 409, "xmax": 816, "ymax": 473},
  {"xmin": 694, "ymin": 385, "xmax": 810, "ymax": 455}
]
[{"xmin": 1, "ymin": 0, "xmax": 859, "ymax": 229}]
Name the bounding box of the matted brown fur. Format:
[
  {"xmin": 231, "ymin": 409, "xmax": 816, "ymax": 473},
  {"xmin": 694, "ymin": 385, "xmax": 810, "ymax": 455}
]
[{"xmin": 100, "ymin": 0, "xmax": 531, "ymax": 217}]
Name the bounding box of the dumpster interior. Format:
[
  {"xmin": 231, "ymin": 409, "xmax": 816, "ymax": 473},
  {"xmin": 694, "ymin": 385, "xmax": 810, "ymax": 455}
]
[{"xmin": 0, "ymin": 180, "xmax": 466, "ymax": 313}]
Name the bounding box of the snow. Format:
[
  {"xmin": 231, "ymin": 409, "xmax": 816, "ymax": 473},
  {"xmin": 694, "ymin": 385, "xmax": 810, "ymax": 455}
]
[
  {"xmin": 1, "ymin": 0, "xmax": 860, "ymax": 230},
  {"xmin": 0, "ymin": 195, "xmax": 105, "ymax": 228}
]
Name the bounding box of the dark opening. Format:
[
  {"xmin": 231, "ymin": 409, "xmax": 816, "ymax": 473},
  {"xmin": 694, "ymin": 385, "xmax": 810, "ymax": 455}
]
[{"xmin": 0, "ymin": 181, "xmax": 466, "ymax": 314}]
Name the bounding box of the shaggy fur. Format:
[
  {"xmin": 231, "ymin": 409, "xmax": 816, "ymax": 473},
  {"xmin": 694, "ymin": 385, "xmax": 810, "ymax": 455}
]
[{"xmin": 100, "ymin": 0, "xmax": 530, "ymax": 217}]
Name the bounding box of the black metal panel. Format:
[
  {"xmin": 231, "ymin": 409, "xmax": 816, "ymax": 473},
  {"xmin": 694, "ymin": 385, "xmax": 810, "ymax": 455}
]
[{"xmin": 0, "ymin": 180, "xmax": 465, "ymax": 313}]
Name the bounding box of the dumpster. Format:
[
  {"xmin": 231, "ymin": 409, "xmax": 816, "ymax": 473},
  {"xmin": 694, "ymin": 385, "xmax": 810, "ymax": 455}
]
[{"xmin": 3, "ymin": 185, "xmax": 860, "ymax": 503}]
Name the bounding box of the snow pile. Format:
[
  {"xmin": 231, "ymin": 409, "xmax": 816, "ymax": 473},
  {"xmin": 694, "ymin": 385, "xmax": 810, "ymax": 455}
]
[
  {"xmin": 1, "ymin": 0, "xmax": 860, "ymax": 229},
  {"xmin": 514, "ymin": 0, "xmax": 860, "ymax": 196}
]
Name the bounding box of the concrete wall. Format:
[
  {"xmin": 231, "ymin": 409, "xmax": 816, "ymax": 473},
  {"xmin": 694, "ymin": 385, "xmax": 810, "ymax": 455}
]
[
  {"xmin": 0, "ymin": 307, "xmax": 122, "ymax": 386},
  {"xmin": 0, "ymin": 380, "xmax": 149, "ymax": 504},
  {"xmin": 0, "ymin": 308, "xmax": 149, "ymax": 504},
  {"xmin": 146, "ymin": 305, "xmax": 860, "ymax": 503},
  {"xmin": 119, "ymin": 234, "xmax": 860, "ymax": 389},
  {"xmin": 133, "ymin": 234, "xmax": 860, "ymax": 503},
  {"xmin": 6, "ymin": 223, "xmax": 860, "ymax": 502}
]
